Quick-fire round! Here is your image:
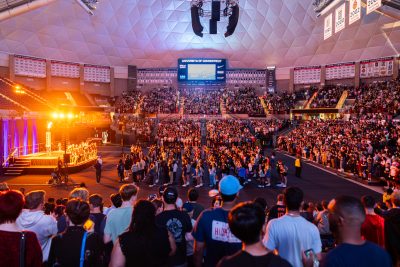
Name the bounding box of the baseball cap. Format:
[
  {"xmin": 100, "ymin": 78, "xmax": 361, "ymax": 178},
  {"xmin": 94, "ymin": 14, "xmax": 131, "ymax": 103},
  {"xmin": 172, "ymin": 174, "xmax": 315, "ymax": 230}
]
[
  {"xmin": 163, "ymin": 186, "xmax": 178, "ymax": 204},
  {"xmin": 219, "ymin": 175, "xmax": 242, "ymax": 195}
]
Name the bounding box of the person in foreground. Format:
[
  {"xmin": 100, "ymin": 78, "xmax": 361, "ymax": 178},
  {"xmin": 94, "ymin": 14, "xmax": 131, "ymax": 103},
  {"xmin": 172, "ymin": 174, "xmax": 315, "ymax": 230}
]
[
  {"xmin": 263, "ymin": 186, "xmax": 322, "ymax": 267},
  {"xmin": 320, "ymin": 196, "xmax": 391, "ymax": 267},
  {"xmin": 109, "ymin": 200, "xmax": 176, "ymax": 267},
  {"xmin": 48, "ymin": 198, "xmax": 104, "ymax": 266},
  {"xmin": 0, "ymin": 190, "xmax": 42, "ymax": 266},
  {"xmin": 192, "ymin": 175, "xmax": 243, "ymax": 267},
  {"xmin": 217, "ymin": 201, "xmax": 291, "ymax": 267}
]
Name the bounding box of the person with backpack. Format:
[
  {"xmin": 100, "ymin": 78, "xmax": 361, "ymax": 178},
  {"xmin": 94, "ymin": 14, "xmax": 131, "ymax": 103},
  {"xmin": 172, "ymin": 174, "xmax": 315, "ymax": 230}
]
[{"xmin": 48, "ymin": 199, "xmax": 104, "ymax": 266}]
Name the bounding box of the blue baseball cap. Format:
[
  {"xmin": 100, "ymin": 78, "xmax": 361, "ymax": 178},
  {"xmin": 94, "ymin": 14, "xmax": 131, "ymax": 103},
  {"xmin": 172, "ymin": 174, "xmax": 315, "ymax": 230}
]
[{"xmin": 219, "ymin": 175, "xmax": 242, "ymax": 195}]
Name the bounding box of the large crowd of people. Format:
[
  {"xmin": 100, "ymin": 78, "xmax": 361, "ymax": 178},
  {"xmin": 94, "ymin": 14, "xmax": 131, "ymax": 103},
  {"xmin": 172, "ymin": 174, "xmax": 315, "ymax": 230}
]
[
  {"xmin": 278, "ymin": 118, "xmax": 400, "ymax": 186},
  {"xmin": 310, "ymin": 85, "xmax": 349, "ymax": 108},
  {"xmin": 223, "ymin": 87, "xmax": 265, "ymax": 116},
  {"xmin": 350, "ymin": 80, "xmax": 400, "ymax": 116},
  {"xmin": 1, "ymin": 180, "xmax": 399, "ymax": 267},
  {"xmin": 114, "ymin": 90, "xmax": 142, "ymax": 114},
  {"xmin": 141, "ymin": 87, "xmax": 178, "ymax": 114},
  {"xmin": 206, "ymin": 119, "xmax": 255, "ymax": 147},
  {"xmin": 181, "ymin": 88, "xmax": 221, "ymax": 115},
  {"xmin": 156, "ymin": 119, "xmax": 202, "ymax": 147},
  {"xmin": 261, "ymin": 88, "xmax": 312, "ymax": 114}
]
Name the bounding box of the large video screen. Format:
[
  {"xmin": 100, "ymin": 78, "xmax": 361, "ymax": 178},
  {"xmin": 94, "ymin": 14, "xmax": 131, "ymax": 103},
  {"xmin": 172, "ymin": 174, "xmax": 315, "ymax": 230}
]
[{"xmin": 178, "ymin": 58, "xmax": 226, "ymax": 84}]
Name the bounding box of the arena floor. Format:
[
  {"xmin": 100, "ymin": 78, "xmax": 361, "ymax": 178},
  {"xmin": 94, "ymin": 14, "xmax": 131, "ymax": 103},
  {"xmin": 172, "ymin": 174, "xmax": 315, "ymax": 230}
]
[{"xmin": 0, "ymin": 145, "xmax": 382, "ymax": 208}]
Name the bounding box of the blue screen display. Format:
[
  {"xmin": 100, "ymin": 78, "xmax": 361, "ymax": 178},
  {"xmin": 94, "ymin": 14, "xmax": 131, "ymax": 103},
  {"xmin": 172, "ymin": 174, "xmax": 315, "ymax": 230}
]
[{"xmin": 178, "ymin": 58, "xmax": 226, "ymax": 84}]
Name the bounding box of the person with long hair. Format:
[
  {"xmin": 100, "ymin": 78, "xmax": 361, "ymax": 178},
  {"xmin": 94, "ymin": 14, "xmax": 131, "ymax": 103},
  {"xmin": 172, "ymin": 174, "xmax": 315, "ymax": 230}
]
[
  {"xmin": 0, "ymin": 190, "xmax": 42, "ymax": 266},
  {"xmin": 109, "ymin": 200, "xmax": 176, "ymax": 267}
]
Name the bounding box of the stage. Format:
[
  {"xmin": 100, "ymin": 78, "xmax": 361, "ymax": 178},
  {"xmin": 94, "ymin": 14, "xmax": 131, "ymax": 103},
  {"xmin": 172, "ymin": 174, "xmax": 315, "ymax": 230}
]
[{"xmin": 4, "ymin": 151, "xmax": 97, "ymax": 176}]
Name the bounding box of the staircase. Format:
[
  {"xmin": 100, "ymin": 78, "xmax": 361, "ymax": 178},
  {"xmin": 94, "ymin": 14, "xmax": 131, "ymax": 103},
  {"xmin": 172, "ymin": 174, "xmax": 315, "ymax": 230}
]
[
  {"xmin": 3, "ymin": 158, "xmax": 31, "ymax": 176},
  {"xmin": 179, "ymin": 97, "xmax": 185, "ymax": 115},
  {"xmin": 304, "ymin": 91, "xmax": 319, "ymax": 109},
  {"xmin": 335, "ymin": 90, "xmax": 348, "ymax": 109},
  {"xmin": 220, "ymin": 98, "xmax": 227, "ymax": 116},
  {"xmin": 259, "ymin": 96, "xmax": 269, "ymax": 115},
  {"xmin": 200, "ymin": 119, "xmax": 207, "ymax": 146}
]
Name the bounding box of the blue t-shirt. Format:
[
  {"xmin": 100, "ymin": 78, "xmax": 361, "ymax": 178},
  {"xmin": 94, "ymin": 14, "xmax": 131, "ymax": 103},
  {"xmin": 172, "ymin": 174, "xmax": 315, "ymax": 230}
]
[
  {"xmin": 323, "ymin": 241, "xmax": 391, "ymax": 267},
  {"xmin": 192, "ymin": 208, "xmax": 242, "ymax": 267}
]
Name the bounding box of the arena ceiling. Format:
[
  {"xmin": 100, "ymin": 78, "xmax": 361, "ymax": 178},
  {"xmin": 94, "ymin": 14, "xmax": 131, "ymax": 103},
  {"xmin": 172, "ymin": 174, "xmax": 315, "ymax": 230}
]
[{"xmin": 0, "ymin": 0, "xmax": 399, "ymax": 68}]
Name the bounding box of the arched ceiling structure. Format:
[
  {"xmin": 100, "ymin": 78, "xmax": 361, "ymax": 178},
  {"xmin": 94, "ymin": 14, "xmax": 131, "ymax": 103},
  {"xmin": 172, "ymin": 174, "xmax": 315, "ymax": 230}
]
[{"xmin": 0, "ymin": 0, "xmax": 399, "ymax": 68}]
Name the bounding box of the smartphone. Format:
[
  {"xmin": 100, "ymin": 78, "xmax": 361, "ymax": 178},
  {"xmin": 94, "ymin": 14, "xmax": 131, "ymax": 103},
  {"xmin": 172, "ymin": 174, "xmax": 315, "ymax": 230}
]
[{"xmin": 304, "ymin": 249, "xmax": 314, "ymax": 258}]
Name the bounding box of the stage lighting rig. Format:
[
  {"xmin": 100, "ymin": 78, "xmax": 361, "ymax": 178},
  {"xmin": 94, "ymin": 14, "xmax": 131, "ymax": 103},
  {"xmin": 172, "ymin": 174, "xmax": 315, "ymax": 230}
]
[
  {"xmin": 190, "ymin": 0, "xmax": 239, "ymax": 37},
  {"xmin": 75, "ymin": 0, "xmax": 99, "ymax": 16},
  {"xmin": 191, "ymin": 0, "xmax": 204, "ymax": 37}
]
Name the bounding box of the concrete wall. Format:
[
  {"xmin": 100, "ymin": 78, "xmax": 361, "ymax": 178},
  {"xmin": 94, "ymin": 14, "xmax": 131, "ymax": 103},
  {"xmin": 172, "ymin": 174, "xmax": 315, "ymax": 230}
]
[
  {"xmin": 114, "ymin": 78, "xmax": 128, "ymax": 95},
  {"xmin": 14, "ymin": 75, "xmax": 46, "ymax": 90},
  {"xmin": 50, "ymin": 76, "xmax": 80, "ymax": 91},
  {"xmin": 0, "ymin": 66, "xmax": 8, "ymax": 77},
  {"xmin": 83, "ymin": 82, "xmax": 110, "ymax": 96}
]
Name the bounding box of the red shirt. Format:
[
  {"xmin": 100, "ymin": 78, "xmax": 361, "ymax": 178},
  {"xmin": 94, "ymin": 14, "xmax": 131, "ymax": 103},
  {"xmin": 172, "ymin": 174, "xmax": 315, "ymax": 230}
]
[
  {"xmin": 0, "ymin": 230, "xmax": 42, "ymax": 267},
  {"xmin": 361, "ymin": 214, "xmax": 385, "ymax": 248}
]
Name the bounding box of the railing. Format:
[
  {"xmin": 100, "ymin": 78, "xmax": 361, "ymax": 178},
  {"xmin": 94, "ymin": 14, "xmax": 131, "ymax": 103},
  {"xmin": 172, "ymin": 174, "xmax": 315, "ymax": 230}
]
[
  {"xmin": 1, "ymin": 148, "xmax": 18, "ymax": 167},
  {"xmin": 12, "ymin": 143, "xmax": 46, "ymax": 158}
]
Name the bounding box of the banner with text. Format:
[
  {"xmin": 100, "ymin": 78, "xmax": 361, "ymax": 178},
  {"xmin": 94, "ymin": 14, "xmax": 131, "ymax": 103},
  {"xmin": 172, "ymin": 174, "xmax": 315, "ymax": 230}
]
[
  {"xmin": 294, "ymin": 66, "xmax": 321, "ymax": 85},
  {"xmin": 14, "ymin": 55, "xmax": 46, "ymax": 78},
  {"xmin": 349, "ymin": 0, "xmax": 361, "ymax": 25},
  {"xmin": 366, "ymin": 0, "xmax": 381, "ymax": 14},
  {"xmin": 360, "ymin": 57, "xmax": 393, "ymax": 78},
  {"xmin": 324, "ymin": 13, "xmax": 333, "ymax": 40},
  {"xmin": 326, "ymin": 62, "xmax": 356, "ymax": 80},
  {"xmin": 335, "ymin": 3, "xmax": 346, "ymax": 33}
]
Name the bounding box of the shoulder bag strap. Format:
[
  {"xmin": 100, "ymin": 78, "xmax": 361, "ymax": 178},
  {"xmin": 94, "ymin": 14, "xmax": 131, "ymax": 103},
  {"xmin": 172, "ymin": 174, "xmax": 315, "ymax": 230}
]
[
  {"xmin": 20, "ymin": 231, "xmax": 26, "ymax": 267},
  {"xmin": 80, "ymin": 231, "xmax": 89, "ymax": 267}
]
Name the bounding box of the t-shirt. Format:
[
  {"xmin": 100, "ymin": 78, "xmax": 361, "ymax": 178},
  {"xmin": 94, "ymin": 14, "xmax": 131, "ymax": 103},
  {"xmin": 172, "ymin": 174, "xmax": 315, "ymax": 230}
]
[
  {"xmin": 322, "ymin": 242, "xmax": 392, "ymax": 267},
  {"xmin": 361, "ymin": 214, "xmax": 385, "ymax": 247},
  {"xmin": 156, "ymin": 209, "xmax": 193, "ymax": 266},
  {"xmin": 192, "ymin": 208, "xmax": 242, "ymax": 267},
  {"xmin": 89, "ymin": 213, "xmax": 106, "ymax": 237},
  {"xmin": 267, "ymin": 204, "xmax": 286, "ymax": 222},
  {"xmin": 104, "ymin": 206, "xmax": 133, "ymax": 243},
  {"xmin": 48, "ymin": 226, "xmax": 104, "ymax": 267},
  {"xmin": 217, "ymin": 250, "xmax": 291, "ymax": 267},
  {"xmin": 119, "ymin": 226, "xmax": 171, "ymax": 267},
  {"xmin": 263, "ymin": 214, "xmax": 322, "ymax": 267},
  {"xmin": 191, "ymin": 202, "xmax": 205, "ymax": 220}
]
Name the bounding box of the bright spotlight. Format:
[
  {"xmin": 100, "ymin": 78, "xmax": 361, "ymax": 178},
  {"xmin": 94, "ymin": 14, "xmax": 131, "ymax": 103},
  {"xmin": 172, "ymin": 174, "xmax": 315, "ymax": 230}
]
[
  {"xmin": 52, "ymin": 112, "xmax": 59, "ymax": 119},
  {"xmin": 67, "ymin": 113, "xmax": 74, "ymax": 119},
  {"xmin": 59, "ymin": 113, "xmax": 65, "ymax": 119}
]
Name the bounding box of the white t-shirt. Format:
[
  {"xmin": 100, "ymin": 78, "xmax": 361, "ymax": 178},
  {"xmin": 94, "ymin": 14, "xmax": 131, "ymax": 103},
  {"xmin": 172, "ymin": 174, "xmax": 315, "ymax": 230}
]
[{"xmin": 263, "ymin": 214, "xmax": 322, "ymax": 267}]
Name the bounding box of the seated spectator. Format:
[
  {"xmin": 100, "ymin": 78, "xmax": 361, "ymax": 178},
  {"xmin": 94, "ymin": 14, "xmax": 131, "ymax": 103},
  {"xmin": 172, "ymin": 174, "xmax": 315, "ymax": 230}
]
[
  {"xmin": 182, "ymin": 87, "xmax": 221, "ymax": 115},
  {"xmin": 224, "ymin": 87, "xmax": 264, "ymax": 115},
  {"xmin": 48, "ymin": 199, "xmax": 104, "ymax": 266},
  {"xmin": 321, "ymin": 196, "xmax": 391, "ymax": 267},
  {"xmin": 16, "ymin": 190, "xmax": 57, "ymax": 262},
  {"xmin": 109, "ymin": 200, "xmax": 176, "ymax": 267},
  {"xmin": 0, "ymin": 190, "xmax": 42, "ymax": 266},
  {"xmin": 142, "ymin": 87, "xmax": 178, "ymax": 113},
  {"xmin": 217, "ymin": 202, "xmax": 290, "ymax": 267},
  {"xmin": 263, "ymin": 187, "xmax": 322, "ymax": 267},
  {"xmin": 361, "ymin": 195, "xmax": 385, "ymax": 247}
]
